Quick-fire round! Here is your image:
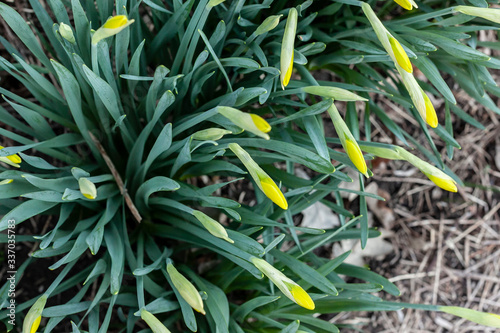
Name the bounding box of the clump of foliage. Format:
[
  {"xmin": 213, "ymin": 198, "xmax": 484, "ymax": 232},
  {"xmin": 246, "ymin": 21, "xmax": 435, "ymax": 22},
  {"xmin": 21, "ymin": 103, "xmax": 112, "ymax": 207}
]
[{"xmin": 0, "ymin": 0, "xmax": 499, "ymax": 332}]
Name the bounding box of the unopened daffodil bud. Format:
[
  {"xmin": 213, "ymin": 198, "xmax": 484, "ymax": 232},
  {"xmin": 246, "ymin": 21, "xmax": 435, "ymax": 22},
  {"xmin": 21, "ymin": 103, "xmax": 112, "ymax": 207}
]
[
  {"xmin": 251, "ymin": 257, "xmax": 315, "ymax": 310},
  {"xmin": 192, "ymin": 210, "xmax": 234, "ymax": 243},
  {"xmin": 395, "ymin": 147, "xmax": 458, "ymax": 192},
  {"xmin": 438, "ymin": 306, "xmax": 500, "ymax": 328},
  {"xmin": 23, "ymin": 294, "xmax": 47, "ymax": 333},
  {"xmin": 455, "ymin": 6, "xmax": 500, "ymax": 25},
  {"xmin": 0, "ymin": 145, "xmax": 22, "ymax": 168},
  {"xmin": 302, "ymin": 86, "xmax": 367, "ymax": 102},
  {"xmin": 255, "ymin": 15, "xmax": 282, "ymax": 36},
  {"xmin": 424, "ymin": 172, "xmax": 458, "ymax": 192},
  {"xmin": 59, "ymin": 22, "xmax": 75, "ymax": 44},
  {"xmin": 141, "ymin": 310, "xmax": 172, "ymax": 333},
  {"xmin": 218, "ymin": 106, "xmax": 271, "ymax": 140},
  {"xmin": 389, "ymin": 36, "xmax": 412, "ymax": 73},
  {"xmin": 362, "ymin": 3, "xmax": 414, "ymax": 72},
  {"xmin": 91, "ymin": 15, "xmax": 134, "ymax": 45},
  {"xmin": 422, "ymin": 92, "xmax": 438, "ymax": 128},
  {"xmin": 78, "ymin": 177, "xmax": 97, "ymax": 200},
  {"xmin": 280, "ymin": 8, "xmax": 298, "ymax": 89},
  {"xmin": 167, "ymin": 262, "xmax": 205, "ymax": 315},
  {"xmin": 0, "ymin": 179, "xmax": 13, "ymax": 185},
  {"xmin": 394, "ymin": 0, "xmax": 417, "ymax": 10},
  {"xmin": 192, "ymin": 128, "xmax": 232, "ymax": 141},
  {"xmin": 345, "ymin": 138, "xmax": 368, "ymax": 176},
  {"xmin": 228, "ymin": 143, "xmax": 288, "ymax": 209},
  {"xmin": 326, "ymin": 104, "xmax": 369, "ymax": 177}
]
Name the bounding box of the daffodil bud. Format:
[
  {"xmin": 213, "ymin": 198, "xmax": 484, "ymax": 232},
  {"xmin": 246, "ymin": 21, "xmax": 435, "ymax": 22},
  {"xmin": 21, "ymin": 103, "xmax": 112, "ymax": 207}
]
[
  {"xmin": 59, "ymin": 22, "xmax": 75, "ymax": 44},
  {"xmin": 91, "ymin": 15, "xmax": 135, "ymax": 45},
  {"xmin": 207, "ymin": 0, "xmax": 225, "ymax": 8},
  {"xmin": 23, "ymin": 294, "xmax": 47, "ymax": 333},
  {"xmin": 394, "ymin": 0, "xmax": 417, "ymax": 10},
  {"xmin": 255, "ymin": 15, "xmax": 282, "ymax": 36},
  {"xmin": 192, "ymin": 128, "xmax": 232, "ymax": 141},
  {"xmin": 455, "ymin": 6, "xmax": 500, "ymax": 25},
  {"xmin": 438, "ymin": 306, "xmax": 500, "ymax": 328},
  {"xmin": 389, "ymin": 36, "xmax": 412, "ymax": 73},
  {"xmin": 280, "ymin": 8, "xmax": 298, "ymax": 89},
  {"xmin": 395, "ymin": 147, "xmax": 458, "ymax": 192},
  {"xmin": 251, "ymin": 257, "xmax": 315, "ymax": 310},
  {"xmin": 0, "ymin": 179, "xmax": 13, "ymax": 185},
  {"xmin": 166, "ymin": 262, "xmax": 205, "ymax": 315},
  {"xmin": 192, "ymin": 210, "xmax": 234, "ymax": 243},
  {"xmin": 0, "ymin": 145, "xmax": 22, "ymax": 168},
  {"xmin": 140, "ymin": 310, "xmax": 172, "ymax": 333},
  {"xmin": 345, "ymin": 138, "xmax": 368, "ymax": 176},
  {"xmin": 358, "ymin": 143, "xmax": 403, "ymax": 160},
  {"xmin": 302, "ymin": 86, "xmax": 367, "ymax": 102},
  {"xmin": 326, "ymin": 105, "xmax": 369, "ymax": 177},
  {"xmin": 422, "ymin": 92, "xmax": 438, "ymax": 128},
  {"xmin": 217, "ymin": 106, "xmax": 271, "ymax": 140},
  {"xmin": 362, "ymin": 3, "xmax": 413, "ymax": 73},
  {"xmin": 228, "ymin": 143, "xmax": 288, "ymax": 209},
  {"xmin": 78, "ymin": 177, "xmax": 97, "ymax": 200}
]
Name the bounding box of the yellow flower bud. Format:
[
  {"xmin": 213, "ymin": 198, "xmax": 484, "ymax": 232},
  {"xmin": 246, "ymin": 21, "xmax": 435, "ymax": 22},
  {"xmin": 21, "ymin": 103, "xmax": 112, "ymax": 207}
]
[
  {"xmin": 288, "ymin": 284, "xmax": 315, "ymax": 310},
  {"xmin": 345, "ymin": 138, "xmax": 368, "ymax": 176},
  {"xmin": 0, "ymin": 179, "xmax": 13, "ymax": 185},
  {"xmin": 280, "ymin": 8, "xmax": 298, "ymax": 89},
  {"xmin": 251, "ymin": 257, "xmax": 315, "ymax": 310},
  {"xmin": 23, "ymin": 294, "xmax": 47, "ymax": 333},
  {"xmin": 260, "ymin": 177, "xmax": 288, "ymax": 210},
  {"xmin": 218, "ymin": 107, "xmax": 271, "ymax": 140},
  {"xmin": 423, "ymin": 92, "xmax": 438, "ymax": 128},
  {"xmin": 78, "ymin": 177, "xmax": 97, "ymax": 200},
  {"xmin": 141, "ymin": 310, "xmax": 172, "ymax": 333},
  {"xmin": 389, "ymin": 36, "xmax": 412, "ymax": 73},
  {"xmin": 167, "ymin": 263, "xmax": 205, "ymax": 315},
  {"xmin": 192, "ymin": 128, "xmax": 232, "ymax": 141},
  {"xmin": 92, "ymin": 15, "xmax": 135, "ymax": 45},
  {"xmin": 425, "ymin": 173, "xmax": 457, "ymax": 193},
  {"xmin": 250, "ymin": 114, "xmax": 272, "ymax": 133},
  {"xmin": 0, "ymin": 145, "xmax": 22, "ymax": 164},
  {"xmin": 394, "ymin": 0, "xmax": 413, "ymax": 10}
]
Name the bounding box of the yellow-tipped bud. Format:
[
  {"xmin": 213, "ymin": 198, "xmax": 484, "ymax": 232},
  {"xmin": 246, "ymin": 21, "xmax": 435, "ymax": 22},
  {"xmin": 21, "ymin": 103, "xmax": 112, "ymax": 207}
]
[
  {"xmin": 345, "ymin": 139, "xmax": 368, "ymax": 176},
  {"xmin": 439, "ymin": 306, "xmax": 500, "ymax": 328},
  {"xmin": 23, "ymin": 294, "xmax": 47, "ymax": 333},
  {"xmin": 78, "ymin": 177, "xmax": 97, "ymax": 200},
  {"xmin": 394, "ymin": 0, "xmax": 413, "ymax": 10},
  {"xmin": 425, "ymin": 173, "xmax": 458, "ymax": 193},
  {"xmin": 251, "ymin": 257, "xmax": 315, "ymax": 310},
  {"xmin": 167, "ymin": 263, "xmax": 206, "ymax": 315},
  {"xmin": 389, "ymin": 36, "xmax": 412, "ymax": 73},
  {"xmin": 218, "ymin": 107, "xmax": 271, "ymax": 140},
  {"xmin": 0, "ymin": 145, "xmax": 22, "ymax": 167},
  {"xmin": 423, "ymin": 93, "xmax": 438, "ymax": 128},
  {"xmin": 280, "ymin": 8, "xmax": 298, "ymax": 89},
  {"xmin": 288, "ymin": 284, "xmax": 315, "ymax": 310},
  {"xmin": 0, "ymin": 179, "xmax": 13, "ymax": 185},
  {"xmin": 302, "ymin": 86, "xmax": 368, "ymax": 102},
  {"xmin": 141, "ymin": 310, "xmax": 172, "ymax": 333},
  {"xmin": 193, "ymin": 210, "xmax": 234, "ymax": 243},
  {"xmin": 260, "ymin": 177, "xmax": 288, "ymax": 210},
  {"xmin": 250, "ymin": 114, "xmax": 271, "ymax": 133},
  {"xmin": 92, "ymin": 15, "xmax": 135, "ymax": 45}
]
